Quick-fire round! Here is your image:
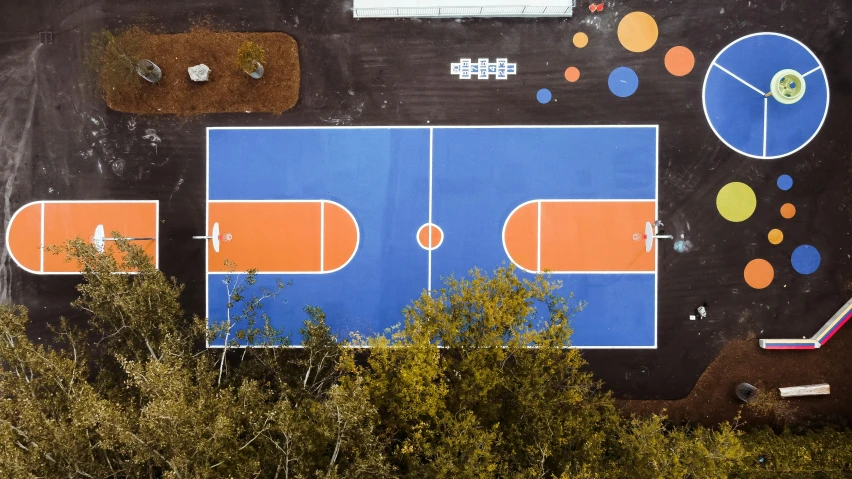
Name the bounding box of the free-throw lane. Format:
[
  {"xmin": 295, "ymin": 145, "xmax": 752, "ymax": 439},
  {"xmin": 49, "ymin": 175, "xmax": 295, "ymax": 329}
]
[
  {"xmin": 504, "ymin": 200, "xmax": 656, "ymax": 273},
  {"xmin": 207, "ymin": 200, "xmax": 358, "ymax": 274},
  {"xmin": 6, "ymin": 201, "xmax": 159, "ymax": 274}
]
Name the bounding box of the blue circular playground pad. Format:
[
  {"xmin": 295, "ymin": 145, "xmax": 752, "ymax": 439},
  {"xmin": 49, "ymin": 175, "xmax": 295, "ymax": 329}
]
[
  {"xmin": 702, "ymin": 32, "xmax": 829, "ymax": 159},
  {"xmin": 777, "ymin": 174, "xmax": 793, "ymax": 190},
  {"xmin": 536, "ymin": 88, "xmax": 552, "ymax": 104},
  {"xmin": 791, "ymin": 244, "xmax": 820, "ymax": 274},
  {"xmin": 608, "ymin": 67, "xmax": 639, "ymax": 98}
]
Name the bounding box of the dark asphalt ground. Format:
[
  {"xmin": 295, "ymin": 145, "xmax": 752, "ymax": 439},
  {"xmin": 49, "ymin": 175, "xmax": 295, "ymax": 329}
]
[{"xmin": 1, "ymin": 0, "xmax": 851, "ymax": 399}]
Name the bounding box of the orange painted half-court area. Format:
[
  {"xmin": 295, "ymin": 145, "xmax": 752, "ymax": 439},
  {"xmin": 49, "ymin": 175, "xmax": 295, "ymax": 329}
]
[
  {"xmin": 6, "ymin": 201, "xmax": 159, "ymax": 274},
  {"xmin": 503, "ymin": 200, "xmax": 656, "ymax": 273},
  {"xmin": 207, "ymin": 200, "xmax": 359, "ymax": 273}
]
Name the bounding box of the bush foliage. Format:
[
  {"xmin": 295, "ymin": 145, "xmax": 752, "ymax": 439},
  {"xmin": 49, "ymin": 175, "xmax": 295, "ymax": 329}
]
[
  {"xmin": 1, "ymin": 237, "xmax": 850, "ymax": 477},
  {"xmin": 236, "ymin": 40, "xmax": 265, "ymax": 73}
]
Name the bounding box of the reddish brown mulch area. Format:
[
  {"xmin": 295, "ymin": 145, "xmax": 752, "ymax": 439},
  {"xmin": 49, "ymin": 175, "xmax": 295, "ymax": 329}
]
[
  {"xmin": 105, "ymin": 30, "xmax": 299, "ymax": 114},
  {"xmin": 618, "ymin": 327, "xmax": 852, "ymax": 427}
]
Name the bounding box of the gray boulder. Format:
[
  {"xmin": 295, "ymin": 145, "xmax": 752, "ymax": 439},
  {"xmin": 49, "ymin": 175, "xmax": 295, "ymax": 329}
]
[{"xmin": 188, "ymin": 64, "xmax": 211, "ymax": 82}]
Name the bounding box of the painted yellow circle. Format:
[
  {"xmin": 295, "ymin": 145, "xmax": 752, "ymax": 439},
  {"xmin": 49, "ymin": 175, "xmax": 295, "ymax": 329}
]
[
  {"xmin": 716, "ymin": 182, "xmax": 757, "ymax": 222},
  {"xmin": 618, "ymin": 12, "xmax": 659, "ymax": 53},
  {"xmin": 768, "ymin": 229, "xmax": 783, "ymax": 244},
  {"xmin": 573, "ymin": 32, "xmax": 589, "ymax": 48}
]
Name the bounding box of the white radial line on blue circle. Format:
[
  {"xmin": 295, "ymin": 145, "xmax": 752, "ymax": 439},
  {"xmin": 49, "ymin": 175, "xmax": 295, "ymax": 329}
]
[
  {"xmin": 713, "ymin": 62, "xmax": 766, "ymax": 96},
  {"xmin": 763, "ymin": 98, "xmax": 768, "ymax": 157},
  {"xmin": 803, "ymin": 65, "xmax": 822, "ymax": 77}
]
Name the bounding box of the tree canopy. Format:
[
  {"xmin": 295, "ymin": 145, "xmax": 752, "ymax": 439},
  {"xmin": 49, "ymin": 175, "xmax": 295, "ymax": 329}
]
[{"xmin": 1, "ymin": 237, "xmax": 850, "ymax": 478}]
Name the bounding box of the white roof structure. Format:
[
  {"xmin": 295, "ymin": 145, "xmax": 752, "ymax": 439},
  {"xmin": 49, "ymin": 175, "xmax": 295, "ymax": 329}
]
[{"xmin": 353, "ymin": 0, "xmax": 575, "ymax": 18}]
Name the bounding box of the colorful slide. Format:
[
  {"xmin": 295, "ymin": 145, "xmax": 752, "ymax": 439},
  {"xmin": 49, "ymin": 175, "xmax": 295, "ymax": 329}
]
[{"xmin": 760, "ymin": 297, "xmax": 852, "ymax": 350}]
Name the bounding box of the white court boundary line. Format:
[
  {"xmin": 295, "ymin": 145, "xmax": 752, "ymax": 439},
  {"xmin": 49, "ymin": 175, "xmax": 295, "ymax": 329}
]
[
  {"xmin": 702, "ymin": 32, "xmax": 830, "ymax": 160},
  {"xmin": 5, "ymin": 200, "xmax": 160, "ymax": 276},
  {"xmin": 205, "ymin": 125, "xmax": 659, "ymax": 349}
]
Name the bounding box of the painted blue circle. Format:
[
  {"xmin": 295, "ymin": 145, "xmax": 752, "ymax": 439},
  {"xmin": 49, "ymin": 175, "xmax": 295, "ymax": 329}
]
[
  {"xmin": 702, "ymin": 33, "xmax": 829, "ymax": 159},
  {"xmin": 536, "ymin": 88, "xmax": 552, "ymax": 104},
  {"xmin": 608, "ymin": 67, "xmax": 639, "ymax": 98},
  {"xmin": 791, "ymin": 244, "xmax": 820, "ymax": 274},
  {"xmin": 777, "ymin": 174, "xmax": 793, "ymax": 190}
]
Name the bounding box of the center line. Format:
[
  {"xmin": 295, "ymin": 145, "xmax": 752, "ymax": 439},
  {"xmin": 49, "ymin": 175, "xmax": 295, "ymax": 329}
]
[{"xmin": 428, "ymin": 128, "xmax": 433, "ymax": 292}]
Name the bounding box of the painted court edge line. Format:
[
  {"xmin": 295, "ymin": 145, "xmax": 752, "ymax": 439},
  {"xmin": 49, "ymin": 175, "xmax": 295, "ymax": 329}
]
[
  {"xmin": 207, "ymin": 124, "xmax": 660, "ymax": 130},
  {"xmin": 654, "ymin": 125, "xmax": 659, "ymax": 349}
]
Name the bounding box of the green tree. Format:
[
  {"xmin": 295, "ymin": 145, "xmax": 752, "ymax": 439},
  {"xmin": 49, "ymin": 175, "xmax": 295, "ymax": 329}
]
[
  {"xmin": 364, "ymin": 265, "xmax": 621, "ymax": 478},
  {"xmin": 4, "ymin": 238, "xmax": 852, "ymax": 478},
  {"xmin": 617, "ymin": 413, "xmax": 748, "ymax": 479},
  {"xmin": 736, "ymin": 426, "xmax": 852, "ymax": 478}
]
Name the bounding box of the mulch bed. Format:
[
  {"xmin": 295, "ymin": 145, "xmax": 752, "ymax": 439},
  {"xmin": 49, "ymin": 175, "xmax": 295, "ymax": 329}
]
[
  {"xmin": 617, "ymin": 327, "xmax": 852, "ymax": 427},
  {"xmin": 104, "ymin": 30, "xmax": 300, "ymax": 115}
]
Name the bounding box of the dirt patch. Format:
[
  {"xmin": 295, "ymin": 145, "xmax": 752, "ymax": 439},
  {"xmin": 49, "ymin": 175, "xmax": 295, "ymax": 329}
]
[
  {"xmin": 618, "ymin": 327, "xmax": 852, "ymax": 427},
  {"xmin": 103, "ymin": 30, "xmax": 300, "ymax": 115}
]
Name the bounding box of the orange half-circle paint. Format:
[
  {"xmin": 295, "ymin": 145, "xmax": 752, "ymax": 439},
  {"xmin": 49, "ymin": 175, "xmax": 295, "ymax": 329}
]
[
  {"xmin": 6, "ymin": 202, "xmax": 42, "ymax": 273},
  {"xmin": 417, "ymin": 223, "xmax": 443, "ymax": 250},
  {"xmin": 6, "ymin": 201, "xmax": 159, "ymax": 274},
  {"xmin": 208, "ymin": 200, "xmax": 359, "ymax": 274},
  {"xmin": 503, "ymin": 200, "xmax": 656, "ymax": 273}
]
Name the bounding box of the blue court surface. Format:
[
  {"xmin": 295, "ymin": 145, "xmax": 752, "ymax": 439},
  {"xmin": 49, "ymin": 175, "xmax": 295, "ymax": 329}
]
[
  {"xmin": 703, "ymin": 32, "xmax": 829, "ymax": 159},
  {"xmin": 206, "ymin": 126, "xmax": 659, "ymax": 348}
]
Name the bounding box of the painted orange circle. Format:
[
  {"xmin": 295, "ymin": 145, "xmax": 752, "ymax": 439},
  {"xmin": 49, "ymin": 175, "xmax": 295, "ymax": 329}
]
[
  {"xmin": 564, "ymin": 66, "xmax": 580, "ymax": 82},
  {"xmin": 573, "ymin": 32, "xmax": 589, "ymax": 48},
  {"xmin": 417, "ymin": 224, "xmax": 443, "ymax": 249},
  {"xmin": 617, "ymin": 12, "xmax": 659, "ymax": 53},
  {"xmin": 744, "ymin": 259, "xmax": 774, "ymax": 289},
  {"xmin": 780, "ymin": 203, "xmax": 796, "ymax": 219},
  {"xmin": 768, "ymin": 229, "xmax": 783, "ymax": 245},
  {"xmin": 665, "ymin": 46, "xmax": 695, "ymax": 76}
]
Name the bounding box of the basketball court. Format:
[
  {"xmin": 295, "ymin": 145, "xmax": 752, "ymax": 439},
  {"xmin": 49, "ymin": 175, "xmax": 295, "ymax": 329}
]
[{"xmin": 205, "ymin": 126, "xmax": 659, "ymax": 348}]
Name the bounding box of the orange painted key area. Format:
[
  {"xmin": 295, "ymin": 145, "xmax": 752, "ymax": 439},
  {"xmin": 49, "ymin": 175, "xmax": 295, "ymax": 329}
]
[
  {"xmin": 6, "ymin": 201, "xmax": 159, "ymax": 274},
  {"xmin": 502, "ymin": 200, "xmax": 655, "ymax": 273},
  {"xmin": 208, "ymin": 200, "xmax": 359, "ymax": 273}
]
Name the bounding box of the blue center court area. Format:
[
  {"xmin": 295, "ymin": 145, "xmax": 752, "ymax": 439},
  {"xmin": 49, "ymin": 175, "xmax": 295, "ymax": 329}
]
[{"xmin": 207, "ymin": 126, "xmax": 658, "ymax": 348}]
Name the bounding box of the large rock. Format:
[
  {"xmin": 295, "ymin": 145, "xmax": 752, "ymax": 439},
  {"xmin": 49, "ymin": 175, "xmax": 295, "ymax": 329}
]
[{"xmin": 188, "ymin": 64, "xmax": 211, "ymax": 82}]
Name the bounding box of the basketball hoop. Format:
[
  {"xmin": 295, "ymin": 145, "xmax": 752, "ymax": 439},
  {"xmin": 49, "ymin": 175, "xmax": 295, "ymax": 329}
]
[
  {"xmin": 91, "ymin": 224, "xmax": 155, "ymax": 253},
  {"xmin": 640, "ymin": 221, "xmax": 674, "ymax": 253},
  {"xmin": 192, "ymin": 222, "xmax": 230, "ymax": 253}
]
